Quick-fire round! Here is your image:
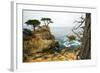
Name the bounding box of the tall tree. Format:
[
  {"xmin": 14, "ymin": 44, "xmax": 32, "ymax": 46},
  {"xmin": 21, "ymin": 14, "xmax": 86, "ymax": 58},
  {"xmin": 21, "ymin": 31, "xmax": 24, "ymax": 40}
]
[
  {"xmin": 79, "ymin": 13, "xmax": 91, "ymax": 59},
  {"xmin": 41, "ymin": 18, "xmax": 53, "ymax": 26},
  {"xmin": 25, "ymin": 19, "xmax": 40, "ymax": 31}
]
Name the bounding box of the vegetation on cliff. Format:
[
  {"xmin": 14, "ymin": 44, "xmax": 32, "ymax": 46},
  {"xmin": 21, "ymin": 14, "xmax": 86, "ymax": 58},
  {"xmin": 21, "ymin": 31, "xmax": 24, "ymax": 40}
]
[
  {"xmin": 23, "ymin": 18, "xmax": 60, "ymax": 62},
  {"xmin": 23, "ymin": 18, "xmax": 78, "ymax": 62},
  {"xmin": 23, "ymin": 14, "xmax": 91, "ymax": 62}
]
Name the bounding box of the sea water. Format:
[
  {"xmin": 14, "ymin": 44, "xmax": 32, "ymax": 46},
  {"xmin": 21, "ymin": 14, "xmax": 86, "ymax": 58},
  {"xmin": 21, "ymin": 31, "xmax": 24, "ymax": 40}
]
[
  {"xmin": 50, "ymin": 27, "xmax": 74, "ymax": 40},
  {"xmin": 50, "ymin": 27, "xmax": 81, "ymax": 49}
]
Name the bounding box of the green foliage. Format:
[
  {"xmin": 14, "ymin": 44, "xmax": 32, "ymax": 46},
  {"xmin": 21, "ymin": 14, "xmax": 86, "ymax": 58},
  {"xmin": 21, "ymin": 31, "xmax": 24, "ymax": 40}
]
[
  {"xmin": 25, "ymin": 19, "xmax": 41, "ymax": 31},
  {"xmin": 41, "ymin": 18, "xmax": 53, "ymax": 25},
  {"xmin": 23, "ymin": 28, "xmax": 32, "ymax": 36},
  {"xmin": 67, "ymin": 35, "xmax": 76, "ymax": 41}
]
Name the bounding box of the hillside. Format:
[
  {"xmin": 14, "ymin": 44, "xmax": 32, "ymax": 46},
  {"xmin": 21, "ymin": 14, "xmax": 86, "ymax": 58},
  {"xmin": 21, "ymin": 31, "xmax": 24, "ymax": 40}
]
[{"xmin": 23, "ymin": 25, "xmax": 59, "ymax": 62}]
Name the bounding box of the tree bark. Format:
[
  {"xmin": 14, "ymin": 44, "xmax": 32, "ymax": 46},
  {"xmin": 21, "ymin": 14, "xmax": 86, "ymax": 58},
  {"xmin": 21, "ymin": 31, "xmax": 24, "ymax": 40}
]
[
  {"xmin": 79, "ymin": 13, "xmax": 91, "ymax": 59},
  {"xmin": 33, "ymin": 26, "xmax": 35, "ymax": 31}
]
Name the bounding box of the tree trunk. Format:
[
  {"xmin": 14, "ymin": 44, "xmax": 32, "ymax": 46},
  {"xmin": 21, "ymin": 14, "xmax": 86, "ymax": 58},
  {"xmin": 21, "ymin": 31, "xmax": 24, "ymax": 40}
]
[
  {"xmin": 79, "ymin": 13, "xmax": 91, "ymax": 59},
  {"xmin": 33, "ymin": 26, "xmax": 35, "ymax": 31}
]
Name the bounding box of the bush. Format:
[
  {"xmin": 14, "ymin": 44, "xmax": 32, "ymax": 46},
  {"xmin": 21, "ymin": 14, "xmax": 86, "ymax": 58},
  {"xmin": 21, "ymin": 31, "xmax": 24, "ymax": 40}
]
[{"xmin": 67, "ymin": 35, "xmax": 76, "ymax": 41}]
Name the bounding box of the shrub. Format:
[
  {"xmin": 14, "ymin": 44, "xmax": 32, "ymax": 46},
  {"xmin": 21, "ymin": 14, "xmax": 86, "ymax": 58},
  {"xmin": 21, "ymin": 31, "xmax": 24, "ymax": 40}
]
[{"xmin": 67, "ymin": 35, "xmax": 76, "ymax": 41}]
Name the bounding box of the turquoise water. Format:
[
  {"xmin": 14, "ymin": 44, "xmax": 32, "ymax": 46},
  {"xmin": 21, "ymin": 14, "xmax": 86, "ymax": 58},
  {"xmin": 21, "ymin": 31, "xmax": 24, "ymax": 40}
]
[
  {"xmin": 50, "ymin": 27, "xmax": 81, "ymax": 50},
  {"xmin": 57, "ymin": 37, "xmax": 81, "ymax": 49}
]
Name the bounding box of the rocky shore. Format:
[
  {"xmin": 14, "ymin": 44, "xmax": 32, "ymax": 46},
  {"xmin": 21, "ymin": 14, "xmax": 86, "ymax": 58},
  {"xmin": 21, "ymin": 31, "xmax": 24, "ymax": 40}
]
[
  {"xmin": 23, "ymin": 25, "xmax": 80, "ymax": 62},
  {"xmin": 23, "ymin": 25, "xmax": 59, "ymax": 62}
]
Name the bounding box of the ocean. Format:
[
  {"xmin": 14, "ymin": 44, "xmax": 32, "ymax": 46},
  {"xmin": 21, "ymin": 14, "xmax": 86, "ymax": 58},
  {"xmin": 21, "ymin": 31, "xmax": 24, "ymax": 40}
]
[
  {"xmin": 50, "ymin": 27, "xmax": 74, "ymax": 40},
  {"xmin": 50, "ymin": 27, "xmax": 81, "ymax": 49}
]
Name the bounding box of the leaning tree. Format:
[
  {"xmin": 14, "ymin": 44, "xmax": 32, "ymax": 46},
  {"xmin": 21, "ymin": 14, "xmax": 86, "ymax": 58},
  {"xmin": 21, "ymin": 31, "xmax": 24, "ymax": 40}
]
[
  {"xmin": 41, "ymin": 18, "xmax": 53, "ymax": 26},
  {"xmin": 25, "ymin": 19, "xmax": 40, "ymax": 31}
]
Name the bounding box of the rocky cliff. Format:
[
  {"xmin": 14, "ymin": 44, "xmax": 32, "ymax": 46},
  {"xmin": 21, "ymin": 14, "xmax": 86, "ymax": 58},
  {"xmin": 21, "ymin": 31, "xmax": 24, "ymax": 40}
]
[{"xmin": 23, "ymin": 25, "xmax": 58, "ymax": 61}]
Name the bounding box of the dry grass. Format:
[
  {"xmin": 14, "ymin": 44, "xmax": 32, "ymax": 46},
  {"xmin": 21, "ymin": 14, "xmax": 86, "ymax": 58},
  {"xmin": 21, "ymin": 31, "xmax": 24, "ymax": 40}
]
[{"xmin": 23, "ymin": 48, "xmax": 79, "ymax": 62}]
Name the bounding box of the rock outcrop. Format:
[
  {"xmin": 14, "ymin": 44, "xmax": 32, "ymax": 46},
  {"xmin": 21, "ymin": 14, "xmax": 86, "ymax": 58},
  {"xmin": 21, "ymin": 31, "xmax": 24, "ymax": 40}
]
[{"xmin": 23, "ymin": 25, "xmax": 58, "ymax": 58}]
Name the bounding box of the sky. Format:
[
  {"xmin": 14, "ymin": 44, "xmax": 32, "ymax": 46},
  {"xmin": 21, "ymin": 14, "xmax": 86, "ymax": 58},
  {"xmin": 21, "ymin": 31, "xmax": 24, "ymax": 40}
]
[{"xmin": 23, "ymin": 10, "xmax": 86, "ymax": 30}]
